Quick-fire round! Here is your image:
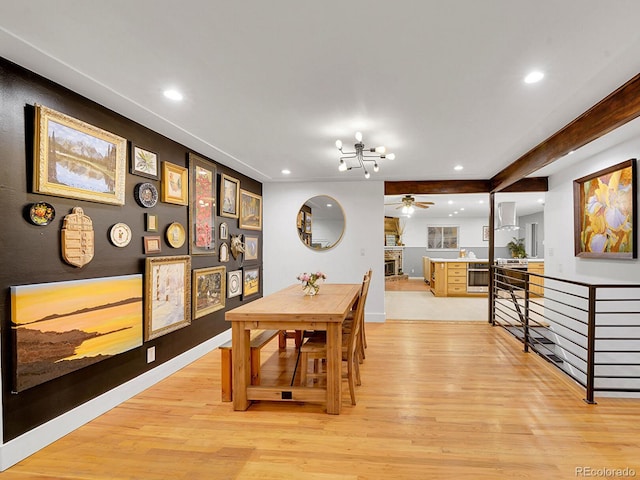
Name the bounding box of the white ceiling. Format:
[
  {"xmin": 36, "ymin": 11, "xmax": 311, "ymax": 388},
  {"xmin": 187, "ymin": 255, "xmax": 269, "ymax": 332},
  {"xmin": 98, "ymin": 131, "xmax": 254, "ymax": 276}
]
[{"xmin": 2, "ymin": 1, "xmax": 640, "ymax": 205}]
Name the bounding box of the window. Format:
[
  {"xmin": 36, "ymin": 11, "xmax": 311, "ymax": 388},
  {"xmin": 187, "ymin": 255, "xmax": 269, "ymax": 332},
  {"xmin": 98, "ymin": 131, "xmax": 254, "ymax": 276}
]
[{"xmin": 427, "ymin": 226, "xmax": 459, "ymax": 250}]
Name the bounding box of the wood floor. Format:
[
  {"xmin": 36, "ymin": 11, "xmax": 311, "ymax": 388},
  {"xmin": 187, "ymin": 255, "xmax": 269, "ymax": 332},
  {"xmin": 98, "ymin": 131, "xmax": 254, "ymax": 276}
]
[
  {"xmin": 384, "ymin": 277, "xmax": 430, "ymax": 291},
  {"xmin": 4, "ymin": 321, "xmax": 640, "ymax": 479}
]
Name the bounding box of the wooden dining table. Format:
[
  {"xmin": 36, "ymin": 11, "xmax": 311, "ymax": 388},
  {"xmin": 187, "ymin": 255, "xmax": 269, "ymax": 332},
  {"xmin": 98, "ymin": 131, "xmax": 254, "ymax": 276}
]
[{"xmin": 225, "ymin": 283, "xmax": 361, "ymax": 414}]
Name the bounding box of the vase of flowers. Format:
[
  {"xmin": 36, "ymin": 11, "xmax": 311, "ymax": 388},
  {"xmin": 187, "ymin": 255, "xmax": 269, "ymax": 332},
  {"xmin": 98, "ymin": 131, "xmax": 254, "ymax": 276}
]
[{"xmin": 297, "ymin": 271, "xmax": 326, "ymax": 296}]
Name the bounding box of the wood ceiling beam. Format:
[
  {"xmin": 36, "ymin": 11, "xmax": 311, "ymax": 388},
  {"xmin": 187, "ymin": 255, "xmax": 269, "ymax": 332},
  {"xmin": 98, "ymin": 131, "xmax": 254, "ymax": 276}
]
[
  {"xmin": 490, "ymin": 73, "xmax": 640, "ymax": 192},
  {"xmin": 384, "ymin": 177, "xmax": 548, "ymax": 195}
]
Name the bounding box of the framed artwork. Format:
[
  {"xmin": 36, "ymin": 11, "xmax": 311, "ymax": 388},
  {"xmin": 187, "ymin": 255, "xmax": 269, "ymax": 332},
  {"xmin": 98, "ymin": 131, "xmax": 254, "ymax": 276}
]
[
  {"xmin": 146, "ymin": 213, "xmax": 158, "ymax": 232},
  {"xmin": 305, "ymin": 213, "xmax": 312, "ymax": 233},
  {"xmin": 189, "ymin": 153, "xmax": 216, "ymax": 254},
  {"xmin": 144, "ymin": 255, "xmax": 191, "ymax": 340},
  {"xmin": 33, "ymin": 104, "xmax": 127, "ymax": 205},
  {"xmin": 161, "ymin": 161, "xmax": 188, "ymax": 205},
  {"xmin": 244, "ymin": 235, "xmax": 259, "ymax": 261},
  {"xmin": 130, "ymin": 144, "xmax": 159, "ymax": 180},
  {"xmin": 482, "ymin": 225, "xmax": 490, "ymax": 241},
  {"xmin": 166, "ymin": 222, "xmax": 186, "ymax": 248},
  {"xmin": 11, "ymin": 274, "xmax": 142, "ymax": 392},
  {"xmin": 220, "ymin": 173, "xmax": 240, "ymax": 218},
  {"xmin": 219, "ymin": 242, "xmax": 230, "ymax": 262},
  {"xmin": 297, "ymin": 210, "xmax": 304, "ymax": 229},
  {"xmin": 134, "ymin": 182, "xmax": 158, "ymax": 208},
  {"xmin": 220, "ymin": 222, "xmax": 229, "ymax": 240},
  {"xmin": 227, "ymin": 269, "xmax": 242, "ymax": 298},
  {"xmin": 243, "ymin": 266, "xmax": 260, "ymax": 298},
  {"xmin": 239, "ymin": 189, "xmax": 262, "ymax": 230},
  {"xmin": 144, "ymin": 235, "xmax": 162, "ymax": 254},
  {"xmin": 192, "ymin": 266, "xmax": 226, "ymax": 319},
  {"xmin": 573, "ymin": 158, "xmax": 637, "ymax": 258}
]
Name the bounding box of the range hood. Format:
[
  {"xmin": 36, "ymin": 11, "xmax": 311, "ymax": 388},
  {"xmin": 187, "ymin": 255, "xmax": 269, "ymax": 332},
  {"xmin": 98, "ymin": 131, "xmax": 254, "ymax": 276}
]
[{"xmin": 496, "ymin": 202, "xmax": 519, "ymax": 230}]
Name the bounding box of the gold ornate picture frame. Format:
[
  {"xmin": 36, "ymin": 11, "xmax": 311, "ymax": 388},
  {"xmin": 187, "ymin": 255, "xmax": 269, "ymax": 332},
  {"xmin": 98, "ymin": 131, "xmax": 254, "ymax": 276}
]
[
  {"xmin": 239, "ymin": 189, "xmax": 262, "ymax": 230},
  {"xmin": 220, "ymin": 173, "xmax": 240, "ymax": 218},
  {"xmin": 33, "ymin": 104, "xmax": 127, "ymax": 205},
  {"xmin": 144, "ymin": 255, "xmax": 191, "ymax": 340},
  {"xmin": 161, "ymin": 161, "xmax": 188, "ymax": 205},
  {"xmin": 192, "ymin": 266, "xmax": 226, "ymax": 319}
]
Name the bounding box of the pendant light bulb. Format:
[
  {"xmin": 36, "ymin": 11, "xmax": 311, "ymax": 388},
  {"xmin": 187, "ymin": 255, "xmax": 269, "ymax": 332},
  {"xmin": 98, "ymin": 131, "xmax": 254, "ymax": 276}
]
[
  {"xmin": 335, "ymin": 139, "xmax": 342, "ymax": 150},
  {"xmin": 355, "ymin": 131, "xmax": 363, "ymax": 142},
  {"xmin": 338, "ymin": 159, "xmax": 347, "ymax": 172},
  {"xmin": 402, "ymin": 205, "xmax": 408, "ymax": 214},
  {"xmin": 364, "ymin": 169, "xmax": 370, "ymax": 179},
  {"xmin": 375, "ymin": 146, "xmax": 386, "ymax": 154},
  {"xmin": 386, "ymin": 153, "xmax": 396, "ymax": 160},
  {"xmin": 373, "ymin": 163, "xmax": 379, "ymax": 173}
]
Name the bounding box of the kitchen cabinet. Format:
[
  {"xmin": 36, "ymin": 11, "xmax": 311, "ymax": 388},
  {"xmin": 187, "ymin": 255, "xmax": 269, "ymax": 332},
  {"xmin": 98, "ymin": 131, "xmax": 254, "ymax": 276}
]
[{"xmin": 528, "ymin": 262, "xmax": 545, "ymax": 297}]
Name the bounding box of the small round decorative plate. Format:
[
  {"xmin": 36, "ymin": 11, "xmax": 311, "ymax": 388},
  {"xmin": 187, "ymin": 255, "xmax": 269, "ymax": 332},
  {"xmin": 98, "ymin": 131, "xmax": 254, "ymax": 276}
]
[
  {"xmin": 29, "ymin": 202, "xmax": 55, "ymax": 226},
  {"xmin": 166, "ymin": 222, "xmax": 186, "ymax": 248},
  {"xmin": 134, "ymin": 182, "xmax": 158, "ymax": 208},
  {"xmin": 109, "ymin": 222, "xmax": 132, "ymax": 247}
]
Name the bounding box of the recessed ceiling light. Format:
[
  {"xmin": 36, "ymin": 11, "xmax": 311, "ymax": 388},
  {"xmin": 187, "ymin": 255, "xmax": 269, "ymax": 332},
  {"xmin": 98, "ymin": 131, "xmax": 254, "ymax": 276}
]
[
  {"xmin": 537, "ymin": 198, "xmax": 544, "ymax": 203},
  {"xmin": 448, "ymin": 200, "xmax": 453, "ymax": 205},
  {"xmin": 448, "ymin": 213, "xmax": 453, "ymax": 217},
  {"xmin": 460, "ymin": 207, "xmax": 465, "ymax": 211},
  {"xmin": 454, "ymin": 165, "xmax": 463, "ymax": 171},
  {"xmin": 326, "ymin": 203, "xmax": 333, "ymax": 207},
  {"xmin": 281, "ymin": 169, "xmax": 291, "ymax": 175},
  {"xmin": 454, "ymin": 211, "xmax": 459, "ymax": 214},
  {"xmin": 478, "ymin": 200, "xmax": 484, "ymax": 204},
  {"xmin": 163, "ymin": 89, "xmax": 183, "ymax": 101},
  {"xmin": 524, "ymin": 71, "xmax": 544, "ymax": 84}
]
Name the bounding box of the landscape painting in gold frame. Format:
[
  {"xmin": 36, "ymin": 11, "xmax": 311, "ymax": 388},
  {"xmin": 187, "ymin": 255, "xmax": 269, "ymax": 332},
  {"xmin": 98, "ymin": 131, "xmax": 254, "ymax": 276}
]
[
  {"xmin": 33, "ymin": 104, "xmax": 127, "ymax": 205},
  {"xmin": 161, "ymin": 161, "xmax": 188, "ymax": 205},
  {"xmin": 239, "ymin": 189, "xmax": 262, "ymax": 230},
  {"xmin": 192, "ymin": 266, "xmax": 226, "ymax": 319},
  {"xmin": 573, "ymin": 158, "xmax": 637, "ymax": 259},
  {"xmin": 144, "ymin": 255, "xmax": 191, "ymax": 340}
]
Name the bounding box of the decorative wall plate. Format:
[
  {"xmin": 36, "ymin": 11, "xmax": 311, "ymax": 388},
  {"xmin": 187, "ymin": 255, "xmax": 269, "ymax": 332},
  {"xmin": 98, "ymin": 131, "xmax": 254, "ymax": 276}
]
[
  {"xmin": 109, "ymin": 222, "xmax": 132, "ymax": 247},
  {"xmin": 134, "ymin": 182, "xmax": 158, "ymax": 208},
  {"xmin": 29, "ymin": 202, "xmax": 55, "ymax": 225},
  {"xmin": 227, "ymin": 269, "xmax": 242, "ymax": 298},
  {"xmin": 166, "ymin": 222, "xmax": 186, "ymax": 248}
]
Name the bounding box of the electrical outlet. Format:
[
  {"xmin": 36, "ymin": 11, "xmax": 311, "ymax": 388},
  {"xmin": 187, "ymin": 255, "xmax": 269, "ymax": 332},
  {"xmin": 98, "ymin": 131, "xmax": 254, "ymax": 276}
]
[{"xmin": 147, "ymin": 346, "xmax": 156, "ymax": 363}]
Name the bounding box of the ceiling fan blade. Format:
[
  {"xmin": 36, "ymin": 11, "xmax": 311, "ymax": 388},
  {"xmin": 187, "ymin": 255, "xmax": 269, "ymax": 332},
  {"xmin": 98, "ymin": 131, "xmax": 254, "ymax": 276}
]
[{"xmin": 415, "ymin": 204, "xmax": 430, "ymax": 209}]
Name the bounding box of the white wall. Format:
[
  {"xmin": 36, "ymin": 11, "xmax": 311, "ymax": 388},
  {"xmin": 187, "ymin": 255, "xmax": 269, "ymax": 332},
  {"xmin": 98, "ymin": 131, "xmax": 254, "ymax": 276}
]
[
  {"xmin": 263, "ymin": 181, "xmax": 385, "ymax": 322},
  {"xmin": 545, "ymin": 139, "xmax": 640, "ymax": 282}
]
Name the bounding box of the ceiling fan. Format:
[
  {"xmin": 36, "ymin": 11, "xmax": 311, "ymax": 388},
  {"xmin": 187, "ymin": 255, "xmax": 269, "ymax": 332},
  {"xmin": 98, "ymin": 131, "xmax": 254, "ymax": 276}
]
[{"xmin": 385, "ymin": 195, "xmax": 434, "ymax": 213}]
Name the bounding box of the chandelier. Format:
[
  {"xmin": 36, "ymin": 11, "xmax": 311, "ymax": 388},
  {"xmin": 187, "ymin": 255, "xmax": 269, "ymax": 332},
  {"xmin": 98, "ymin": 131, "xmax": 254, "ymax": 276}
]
[{"xmin": 335, "ymin": 131, "xmax": 395, "ymax": 179}]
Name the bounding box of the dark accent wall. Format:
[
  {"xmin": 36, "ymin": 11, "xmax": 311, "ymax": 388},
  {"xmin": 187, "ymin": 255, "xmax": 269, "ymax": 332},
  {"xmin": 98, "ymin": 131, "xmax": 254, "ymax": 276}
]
[{"xmin": 0, "ymin": 57, "xmax": 262, "ymax": 442}]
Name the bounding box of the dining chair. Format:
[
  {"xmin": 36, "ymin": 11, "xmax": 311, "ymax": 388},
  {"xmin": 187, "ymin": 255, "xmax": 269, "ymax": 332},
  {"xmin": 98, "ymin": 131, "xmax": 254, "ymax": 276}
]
[
  {"xmin": 343, "ymin": 268, "xmax": 372, "ymax": 363},
  {"xmin": 298, "ymin": 272, "xmax": 370, "ymax": 405}
]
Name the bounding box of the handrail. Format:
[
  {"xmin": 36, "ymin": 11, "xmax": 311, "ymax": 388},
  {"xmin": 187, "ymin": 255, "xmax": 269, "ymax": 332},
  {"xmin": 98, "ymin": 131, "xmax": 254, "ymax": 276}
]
[{"xmin": 491, "ymin": 265, "xmax": 640, "ymax": 404}]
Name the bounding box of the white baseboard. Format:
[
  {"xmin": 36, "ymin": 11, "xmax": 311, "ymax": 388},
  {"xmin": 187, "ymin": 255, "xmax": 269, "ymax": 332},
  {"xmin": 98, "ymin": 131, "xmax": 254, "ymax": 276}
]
[{"xmin": 0, "ymin": 330, "xmax": 232, "ymax": 471}]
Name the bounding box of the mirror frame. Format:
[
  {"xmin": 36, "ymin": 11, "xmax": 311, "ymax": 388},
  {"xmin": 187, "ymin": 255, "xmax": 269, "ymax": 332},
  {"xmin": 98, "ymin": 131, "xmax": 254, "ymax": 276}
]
[{"xmin": 296, "ymin": 195, "xmax": 345, "ymax": 251}]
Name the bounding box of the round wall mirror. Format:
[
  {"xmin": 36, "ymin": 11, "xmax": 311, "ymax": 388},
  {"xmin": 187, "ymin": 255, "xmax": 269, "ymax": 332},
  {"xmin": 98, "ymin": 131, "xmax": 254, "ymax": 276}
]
[{"xmin": 296, "ymin": 195, "xmax": 345, "ymax": 250}]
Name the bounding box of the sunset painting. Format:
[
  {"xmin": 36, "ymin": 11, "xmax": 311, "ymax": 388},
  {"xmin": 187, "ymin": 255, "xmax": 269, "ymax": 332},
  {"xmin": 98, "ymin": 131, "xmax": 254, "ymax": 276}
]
[{"xmin": 11, "ymin": 275, "xmax": 143, "ymax": 392}]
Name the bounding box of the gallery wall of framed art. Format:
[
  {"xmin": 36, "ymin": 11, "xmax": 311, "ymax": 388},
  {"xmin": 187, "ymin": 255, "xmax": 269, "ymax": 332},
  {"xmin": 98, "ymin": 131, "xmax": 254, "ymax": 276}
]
[{"xmin": 0, "ymin": 57, "xmax": 263, "ymax": 444}]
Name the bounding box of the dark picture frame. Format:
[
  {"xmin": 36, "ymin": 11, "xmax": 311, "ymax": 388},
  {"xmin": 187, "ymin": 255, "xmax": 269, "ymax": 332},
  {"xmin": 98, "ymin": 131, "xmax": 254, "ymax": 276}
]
[
  {"xmin": 573, "ymin": 158, "xmax": 637, "ymax": 258},
  {"xmin": 482, "ymin": 225, "xmax": 489, "ymax": 242},
  {"xmin": 188, "ymin": 153, "xmax": 216, "ymax": 255}
]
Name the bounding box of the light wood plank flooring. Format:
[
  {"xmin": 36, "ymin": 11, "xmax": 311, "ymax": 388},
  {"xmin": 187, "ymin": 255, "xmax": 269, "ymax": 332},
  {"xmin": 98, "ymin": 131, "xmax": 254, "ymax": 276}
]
[{"xmin": 4, "ymin": 321, "xmax": 640, "ymax": 479}]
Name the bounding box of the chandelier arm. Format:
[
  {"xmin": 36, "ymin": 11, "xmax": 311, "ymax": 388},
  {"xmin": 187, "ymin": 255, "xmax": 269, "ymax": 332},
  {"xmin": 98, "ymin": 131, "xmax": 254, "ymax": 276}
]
[{"xmin": 339, "ymin": 153, "xmax": 357, "ymax": 161}]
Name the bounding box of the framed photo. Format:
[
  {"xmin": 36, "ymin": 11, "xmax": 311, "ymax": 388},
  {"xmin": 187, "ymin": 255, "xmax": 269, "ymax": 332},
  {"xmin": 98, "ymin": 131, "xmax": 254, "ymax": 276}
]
[
  {"xmin": 144, "ymin": 255, "xmax": 191, "ymax": 340},
  {"xmin": 146, "ymin": 213, "xmax": 158, "ymax": 232},
  {"xmin": 11, "ymin": 275, "xmax": 142, "ymax": 392},
  {"xmin": 239, "ymin": 189, "xmax": 262, "ymax": 230},
  {"xmin": 130, "ymin": 144, "xmax": 159, "ymax": 180},
  {"xmin": 227, "ymin": 269, "xmax": 242, "ymax": 298},
  {"xmin": 220, "ymin": 222, "xmax": 228, "ymax": 240},
  {"xmin": 244, "ymin": 235, "xmax": 259, "ymax": 261},
  {"xmin": 144, "ymin": 235, "xmax": 162, "ymax": 254},
  {"xmin": 33, "ymin": 104, "xmax": 127, "ymax": 205},
  {"xmin": 243, "ymin": 266, "xmax": 260, "ymax": 298},
  {"xmin": 573, "ymin": 158, "xmax": 637, "ymax": 258},
  {"xmin": 188, "ymin": 153, "xmax": 216, "ymax": 254},
  {"xmin": 161, "ymin": 161, "xmax": 188, "ymax": 205},
  {"xmin": 192, "ymin": 266, "xmax": 226, "ymax": 319},
  {"xmin": 482, "ymin": 225, "xmax": 490, "ymax": 241},
  {"xmin": 220, "ymin": 173, "xmax": 240, "ymax": 218}
]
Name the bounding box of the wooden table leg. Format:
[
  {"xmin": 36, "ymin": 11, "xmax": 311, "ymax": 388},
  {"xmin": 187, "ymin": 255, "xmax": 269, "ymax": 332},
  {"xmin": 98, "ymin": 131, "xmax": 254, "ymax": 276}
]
[
  {"xmin": 232, "ymin": 322, "xmax": 251, "ymax": 411},
  {"xmin": 325, "ymin": 322, "xmax": 342, "ymax": 414}
]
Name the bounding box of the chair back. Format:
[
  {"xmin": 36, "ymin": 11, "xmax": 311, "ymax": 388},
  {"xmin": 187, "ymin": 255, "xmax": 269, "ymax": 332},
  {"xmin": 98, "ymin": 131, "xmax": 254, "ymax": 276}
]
[{"xmin": 346, "ymin": 272, "xmax": 370, "ymax": 363}]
